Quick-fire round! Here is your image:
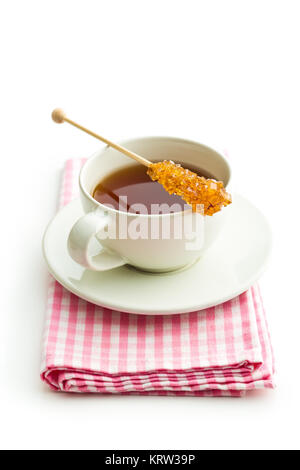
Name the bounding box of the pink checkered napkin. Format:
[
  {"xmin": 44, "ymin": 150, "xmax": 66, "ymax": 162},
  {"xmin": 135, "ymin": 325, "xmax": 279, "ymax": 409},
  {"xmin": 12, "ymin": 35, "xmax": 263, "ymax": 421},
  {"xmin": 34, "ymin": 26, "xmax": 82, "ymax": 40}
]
[{"xmin": 41, "ymin": 159, "xmax": 275, "ymax": 396}]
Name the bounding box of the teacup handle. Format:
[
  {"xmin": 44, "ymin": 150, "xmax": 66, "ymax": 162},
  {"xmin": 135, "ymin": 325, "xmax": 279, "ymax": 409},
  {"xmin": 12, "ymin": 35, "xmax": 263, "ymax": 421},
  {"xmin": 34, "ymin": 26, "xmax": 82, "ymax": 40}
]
[{"xmin": 67, "ymin": 210, "xmax": 126, "ymax": 271}]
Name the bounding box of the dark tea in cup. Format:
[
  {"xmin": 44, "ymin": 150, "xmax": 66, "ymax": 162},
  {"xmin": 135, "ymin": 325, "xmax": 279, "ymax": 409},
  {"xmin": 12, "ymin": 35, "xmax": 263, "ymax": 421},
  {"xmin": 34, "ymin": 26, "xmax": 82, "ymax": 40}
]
[{"xmin": 92, "ymin": 164, "xmax": 215, "ymax": 214}]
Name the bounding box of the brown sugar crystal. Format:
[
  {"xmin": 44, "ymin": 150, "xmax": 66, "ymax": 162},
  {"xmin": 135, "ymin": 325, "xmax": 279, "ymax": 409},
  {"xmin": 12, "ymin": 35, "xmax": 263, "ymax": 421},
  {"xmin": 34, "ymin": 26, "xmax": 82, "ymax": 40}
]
[{"xmin": 147, "ymin": 160, "xmax": 232, "ymax": 215}]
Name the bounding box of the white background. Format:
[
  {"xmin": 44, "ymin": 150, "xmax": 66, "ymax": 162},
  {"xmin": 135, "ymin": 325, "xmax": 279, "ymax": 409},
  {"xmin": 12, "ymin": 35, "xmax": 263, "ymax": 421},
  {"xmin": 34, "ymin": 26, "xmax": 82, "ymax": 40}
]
[{"xmin": 1, "ymin": 0, "xmax": 299, "ymax": 450}]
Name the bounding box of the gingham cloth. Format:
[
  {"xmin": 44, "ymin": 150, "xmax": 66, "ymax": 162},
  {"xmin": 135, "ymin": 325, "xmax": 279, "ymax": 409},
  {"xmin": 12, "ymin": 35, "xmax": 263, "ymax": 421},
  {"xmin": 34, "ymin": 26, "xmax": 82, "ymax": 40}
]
[{"xmin": 41, "ymin": 159, "xmax": 275, "ymax": 396}]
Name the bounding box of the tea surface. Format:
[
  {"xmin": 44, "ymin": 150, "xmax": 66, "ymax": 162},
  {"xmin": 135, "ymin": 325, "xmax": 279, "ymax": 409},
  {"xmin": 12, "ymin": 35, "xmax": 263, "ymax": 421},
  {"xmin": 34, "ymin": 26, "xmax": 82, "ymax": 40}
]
[{"xmin": 92, "ymin": 164, "xmax": 215, "ymax": 214}]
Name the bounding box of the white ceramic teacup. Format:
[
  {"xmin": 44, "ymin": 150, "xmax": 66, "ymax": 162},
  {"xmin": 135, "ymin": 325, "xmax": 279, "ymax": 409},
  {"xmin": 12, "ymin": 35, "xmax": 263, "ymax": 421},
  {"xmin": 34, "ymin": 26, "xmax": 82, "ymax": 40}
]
[{"xmin": 68, "ymin": 137, "xmax": 231, "ymax": 272}]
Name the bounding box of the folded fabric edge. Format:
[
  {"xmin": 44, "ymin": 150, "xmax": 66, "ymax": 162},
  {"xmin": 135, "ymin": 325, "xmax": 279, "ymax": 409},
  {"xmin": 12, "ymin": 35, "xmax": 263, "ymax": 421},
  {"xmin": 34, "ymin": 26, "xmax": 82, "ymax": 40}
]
[
  {"xmin": 41, "ymin": 363, "xmax": 274, "ymax": 394},
  {"xmin": 41, "ymin": 368, "xmax": 273, "ymax": 397},
  {"xmin": 41, "ymin": 354, "xmax": 264, "ymax": 381},
  {"xmin": 41, "ymin": 345, "xmax": 264, "ymax": 376}
]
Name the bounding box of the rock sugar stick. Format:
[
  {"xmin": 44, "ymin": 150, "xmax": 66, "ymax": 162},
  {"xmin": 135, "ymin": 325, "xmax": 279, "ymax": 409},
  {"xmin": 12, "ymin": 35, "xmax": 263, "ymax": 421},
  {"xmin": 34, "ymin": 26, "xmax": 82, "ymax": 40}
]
[{"xmin": 52, "ymin": 108, "xmax": 232, "ymax": 215}]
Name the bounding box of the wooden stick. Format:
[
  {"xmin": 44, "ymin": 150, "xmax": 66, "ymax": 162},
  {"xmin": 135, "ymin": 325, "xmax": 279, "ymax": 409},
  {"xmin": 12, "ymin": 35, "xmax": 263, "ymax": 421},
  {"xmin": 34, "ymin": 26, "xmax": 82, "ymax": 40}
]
[{"xmin": 51, "ymin": 108, "xmax": 151, "ymax": 168}]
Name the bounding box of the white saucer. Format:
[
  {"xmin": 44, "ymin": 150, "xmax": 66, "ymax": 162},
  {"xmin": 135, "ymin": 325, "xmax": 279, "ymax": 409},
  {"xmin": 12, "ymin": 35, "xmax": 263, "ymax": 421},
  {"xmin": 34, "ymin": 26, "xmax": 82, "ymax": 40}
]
[{"xmin": 42, "ymin": 194, "xmax": 271, "ymax": 315}]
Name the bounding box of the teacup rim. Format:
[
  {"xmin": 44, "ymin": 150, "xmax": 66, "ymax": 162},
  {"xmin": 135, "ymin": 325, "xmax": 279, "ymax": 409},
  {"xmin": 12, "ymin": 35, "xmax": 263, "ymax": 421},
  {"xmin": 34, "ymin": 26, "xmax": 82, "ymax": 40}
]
[{"xmin": 79, "ymin": 135, "xmax": 231, "ymax": 219}]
